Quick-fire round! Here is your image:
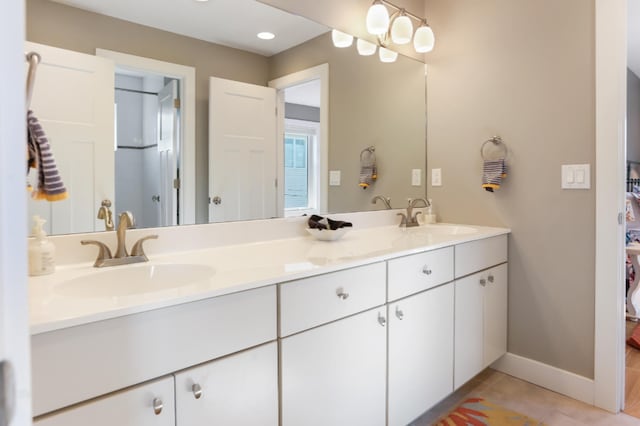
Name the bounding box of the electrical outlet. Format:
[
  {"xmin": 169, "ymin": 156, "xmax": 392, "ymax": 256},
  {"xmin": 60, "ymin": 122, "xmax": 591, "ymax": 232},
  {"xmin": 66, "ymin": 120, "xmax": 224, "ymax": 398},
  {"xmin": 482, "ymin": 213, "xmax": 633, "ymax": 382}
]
[
  {"xmin": 432, "ymin": 168, "xmax": 442, "ymax": 186},
  {"xmin": 329, "ymin": 170, "xmax": 341, "ymax": 186},
  {"xmin": 411, "ymin": 169, "xmax": 421, "ymax": 186}
]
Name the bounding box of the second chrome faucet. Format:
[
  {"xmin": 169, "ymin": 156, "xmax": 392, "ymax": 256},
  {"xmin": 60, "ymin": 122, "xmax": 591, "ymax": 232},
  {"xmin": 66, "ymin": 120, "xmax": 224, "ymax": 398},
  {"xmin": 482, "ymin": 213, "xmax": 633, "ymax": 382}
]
[
  {"xmin": 82, "ymin": 211, "xmax": 158, "ymax": 267},
  {"xmin": 398, "ymin": 198, "xmax": 431, "ymax": 228}
]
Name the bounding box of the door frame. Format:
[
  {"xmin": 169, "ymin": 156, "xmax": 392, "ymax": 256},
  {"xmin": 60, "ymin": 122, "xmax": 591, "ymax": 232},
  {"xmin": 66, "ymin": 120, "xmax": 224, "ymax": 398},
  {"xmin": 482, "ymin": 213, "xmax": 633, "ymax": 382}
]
[
  {"xmin": 594, "ymin": 0, "xmax": 627, "ymax": 412},
  {"xmin": 269, "ymin": 63, "xmax": 329, "ymax": 217},
  {"xmin": 96, "ymin": 49, "xmax": 196, "ymax": 226},
  {"xmin": 1, "ymin": 0, "xmax": 32, "ymax": 424}
]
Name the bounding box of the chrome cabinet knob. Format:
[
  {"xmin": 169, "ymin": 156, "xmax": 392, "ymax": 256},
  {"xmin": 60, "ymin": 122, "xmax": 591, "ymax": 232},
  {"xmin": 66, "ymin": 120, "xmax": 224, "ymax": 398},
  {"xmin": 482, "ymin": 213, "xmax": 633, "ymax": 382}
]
[
  {"xmin": 422, "ymin": 265, "xmax": 432, "ymax": 275},
  {"xmin": 378, "ymin": 313, "xmax": 387, "ymax": 327},
  {"xmin": 151, "ymin": 195, "xmax": 160, "ymax": 202},
  {"xmin": 336, "ymin": 288, "xmax": 349, "ymax": 300},
  {"xmin": 395, "ymin": 306, "xmax": 404, "ymax": 320},
  {"xmin": 488, "ymin": 274, "xmax": 495, "ymax": 283},
  {"xmin": 480, "ymin": 278, "xmax": 487, "ymax": 286},
  {"xmin": 152, "ymin": 398, "xmax": 163, "ymax": 415},
  {"xmin": 211, "ymin": 196, "xmax": 222, "ymax": 205},
  {"xmin": 192, "ymin": 383, "xmax": 203, "ymax": 399}
]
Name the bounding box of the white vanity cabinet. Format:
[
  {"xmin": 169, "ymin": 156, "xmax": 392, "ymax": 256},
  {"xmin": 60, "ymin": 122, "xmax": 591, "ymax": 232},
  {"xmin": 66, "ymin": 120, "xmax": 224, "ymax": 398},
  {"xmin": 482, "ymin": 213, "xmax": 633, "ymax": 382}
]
[
  {"xmin": 279, "ymin": 262, "xmax": 387, "ymax": 426},
  {"xmin": 34, "ymin": 376, "xmax": 175, "ymax": 426},
  {"xmin": 174, "ymin": 342, "xmax": 278, "ymax": 426},
  {"xmin": 453, "ymin": 235, "xmax": 508, "ymax": 389}
]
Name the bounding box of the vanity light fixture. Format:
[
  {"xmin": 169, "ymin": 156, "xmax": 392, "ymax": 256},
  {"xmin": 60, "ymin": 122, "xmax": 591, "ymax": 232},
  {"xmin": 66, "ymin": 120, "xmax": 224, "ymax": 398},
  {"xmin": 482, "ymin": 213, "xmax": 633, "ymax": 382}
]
[
  {"xmin": 378, "ymin": 46, "xmax": 398, "ymax": 63},
  {"xmin": 365, "ymin": 0, "xmax": 435, "ymax": 53},
  {"xmin": 356, "ymin": 38, "xmax": 377, "ymax": 56},
  {"xmin": 331, "ymin": 29, "xmax": 354, "ymax": 48},
  {"xmin": 257, "ymin": 32, "xmax": 275, "ymax": 40}
]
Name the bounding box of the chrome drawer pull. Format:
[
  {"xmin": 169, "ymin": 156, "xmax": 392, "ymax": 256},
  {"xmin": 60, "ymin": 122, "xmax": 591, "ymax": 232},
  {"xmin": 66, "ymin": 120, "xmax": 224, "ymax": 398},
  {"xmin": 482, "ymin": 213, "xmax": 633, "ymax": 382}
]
[
  {"xmin": 192, "ymin": 383, "xmax": 203, "ymax": 399},
  {"xmin": 480, "ymin": 278, "xmax": 487, "ymax": 286},
  {"xmin": 336, "ymin": 288, "xmax": 350, "ymax": 300},
  {"xmin": 153, "ymin": 398, "xmax": 163, "ymax": 415},
  {"xmin": 422, "ymin": 265, "xmax": 432, "ymax": 275},
  {"xmin": 378, "ymin": 313, "xmax": 387, "ymax": 327},
  {"xmin": 488, "ymin": 274, "xmax": 495, "ymax": 283},
  {"xmin": 395, "ymin": 306, "xmax": 404, "ymax": 320}
]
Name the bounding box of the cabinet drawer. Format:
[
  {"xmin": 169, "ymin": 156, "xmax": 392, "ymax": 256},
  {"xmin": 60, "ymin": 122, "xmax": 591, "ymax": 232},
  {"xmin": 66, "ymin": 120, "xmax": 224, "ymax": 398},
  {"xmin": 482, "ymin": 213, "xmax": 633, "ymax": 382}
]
[
  {"xmin": 32, "ymin": 285, "xmax": 276, "ymax": 416},
  {"xmin": 279, "ymin": 262, "xmax": 386, "ymax": 337},
  {"xmin": 387, "ymin": 247, "xmax": 454, "ymax": 301},
  {"xmin": 34, "ymin": 376, "xmax": 175, "ymax": 426},
  {"xmin": 455, "ymin": 235, "xmax": 507, "ymax": 278}
]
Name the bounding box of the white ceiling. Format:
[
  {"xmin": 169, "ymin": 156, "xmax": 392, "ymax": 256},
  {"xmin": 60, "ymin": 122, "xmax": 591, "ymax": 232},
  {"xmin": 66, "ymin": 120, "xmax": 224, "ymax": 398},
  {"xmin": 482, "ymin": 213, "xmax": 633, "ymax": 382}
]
[
  {"xmin": 51, "ymin": 0, "xmax": 329, "ymax": 57},
  {"xmin": 630, "ymin": 0, "xmax": 640, "ymax": 77}
]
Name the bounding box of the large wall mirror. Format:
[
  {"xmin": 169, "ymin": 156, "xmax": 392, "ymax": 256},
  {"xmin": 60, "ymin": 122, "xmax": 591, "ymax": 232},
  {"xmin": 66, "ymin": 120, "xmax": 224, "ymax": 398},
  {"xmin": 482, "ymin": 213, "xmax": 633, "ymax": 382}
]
[{"xmin": 26, "ymin": 0, "xmax": 427, "ymax": 235}]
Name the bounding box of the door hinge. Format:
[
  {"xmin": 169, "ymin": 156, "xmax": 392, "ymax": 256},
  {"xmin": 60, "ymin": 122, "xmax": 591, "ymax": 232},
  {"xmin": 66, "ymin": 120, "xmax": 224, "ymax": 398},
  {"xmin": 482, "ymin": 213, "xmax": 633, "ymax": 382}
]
[
  {"xmin": 173, "ymin": 178, "xmax": 180, "ymax": 189},
  {"xmin": 174, "ymin": 98, "xmax": 181, "ymax": 109},
  {"xmin": 0, "ymin": 360, "xmax": 16, "ymax": 426},
  {"xmin": 275, "ymin": 178, "xmax": 278, "ymax": 188},
  {"xmin": 619, "ymin": 212, "xmax": 624, "ymax": 225}
]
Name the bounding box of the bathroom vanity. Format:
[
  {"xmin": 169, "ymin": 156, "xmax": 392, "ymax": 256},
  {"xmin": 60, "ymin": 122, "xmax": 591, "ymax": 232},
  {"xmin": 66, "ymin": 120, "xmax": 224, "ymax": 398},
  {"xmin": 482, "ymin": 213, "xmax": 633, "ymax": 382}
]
[{"xmin": 28, "ymin": 214, "xmax": 509, "ymax": 426}]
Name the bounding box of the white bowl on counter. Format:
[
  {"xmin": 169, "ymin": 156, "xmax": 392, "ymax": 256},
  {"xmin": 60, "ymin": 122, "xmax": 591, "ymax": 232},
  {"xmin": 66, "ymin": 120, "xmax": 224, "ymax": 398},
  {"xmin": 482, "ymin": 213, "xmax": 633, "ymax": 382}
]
[{"xmin": 306, "ymin": 227, "xmax": 351, "ymax": 241}]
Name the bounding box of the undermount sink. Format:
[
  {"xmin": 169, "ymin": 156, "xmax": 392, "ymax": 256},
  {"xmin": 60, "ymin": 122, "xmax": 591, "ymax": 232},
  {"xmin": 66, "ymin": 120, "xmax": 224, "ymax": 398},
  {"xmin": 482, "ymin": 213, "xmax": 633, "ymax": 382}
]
[
  {"xmin": 55, "ymin": 263, "xmax": 216, "ymax": 298},
  {"xmin": 417, "ymin": 224, "xmax": 479, "ymax": 236}
]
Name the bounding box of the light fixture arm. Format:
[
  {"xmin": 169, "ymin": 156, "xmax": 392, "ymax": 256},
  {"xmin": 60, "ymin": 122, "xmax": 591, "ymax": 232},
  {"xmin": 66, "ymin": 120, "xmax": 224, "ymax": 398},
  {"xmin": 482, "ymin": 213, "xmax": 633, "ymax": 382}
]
[{"xmin": 377, "ymin": 0, "xmax": 428, "ymax": 26}]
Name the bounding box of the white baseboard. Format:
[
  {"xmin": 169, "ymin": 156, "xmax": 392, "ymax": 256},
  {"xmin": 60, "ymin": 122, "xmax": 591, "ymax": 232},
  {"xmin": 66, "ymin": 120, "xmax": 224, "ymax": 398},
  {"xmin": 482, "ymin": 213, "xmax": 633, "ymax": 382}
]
[{"xmin": 492, "ymin": 352, "xmax": 595, "ymax": 405}]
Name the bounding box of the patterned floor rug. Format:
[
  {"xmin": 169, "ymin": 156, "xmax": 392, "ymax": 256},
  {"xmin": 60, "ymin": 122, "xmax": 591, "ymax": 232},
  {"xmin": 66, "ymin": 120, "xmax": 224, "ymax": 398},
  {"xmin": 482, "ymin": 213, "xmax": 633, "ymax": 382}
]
[{"xmin": 433, "ymin": 397, "xmax": 546, "ymax": 426}]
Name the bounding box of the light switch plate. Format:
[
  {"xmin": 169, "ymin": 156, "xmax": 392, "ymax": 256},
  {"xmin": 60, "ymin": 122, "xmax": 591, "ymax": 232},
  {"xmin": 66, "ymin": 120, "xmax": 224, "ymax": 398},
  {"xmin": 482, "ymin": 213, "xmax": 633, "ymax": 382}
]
[
  {"xmin": 432, "ymin": 168, "xmax": 442, "ymax": 187},
  {"xmin": 329, "ymin": 170, "xmax": 341, "ymax": 186},
  {"xmin": 561, "ymin": 164, "xmax": 590, "ymax": 189},
  {"xmin": 411, "ymin": 169, "xmax": 421, "ymax": 186}
]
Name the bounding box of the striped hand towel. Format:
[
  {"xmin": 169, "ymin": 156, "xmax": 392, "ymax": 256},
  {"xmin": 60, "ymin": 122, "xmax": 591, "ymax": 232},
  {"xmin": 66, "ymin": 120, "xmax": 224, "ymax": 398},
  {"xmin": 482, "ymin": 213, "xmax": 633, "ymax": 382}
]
[
  {"xmin": 27, "ymin": 110, "xmax": 68, "ymax": 201},
  {"xmin": 482, "ymin": 159, "xmax": 507, "ymax": 192},
  {"xmin": 359, "ymin": 148, "xmax": 377, "ymax": 189}
]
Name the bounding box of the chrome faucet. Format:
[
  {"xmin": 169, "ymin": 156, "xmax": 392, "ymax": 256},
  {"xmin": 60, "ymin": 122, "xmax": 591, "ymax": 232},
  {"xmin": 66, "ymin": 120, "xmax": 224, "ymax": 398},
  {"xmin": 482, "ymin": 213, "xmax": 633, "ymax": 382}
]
[
  {"xmin": 371, "ymin": 195, "xmax": 392, "ymax": 209},
  {"xmin": 397, "ymin": 198, "xmax": 431, "ymax": 228},
  {"xmin": 81, "ymin": 211, "xmax": 158, "ymax": 267},
  {"xmin": 97, "ymin": 199, "xmax": 114, "ymax": 231}
]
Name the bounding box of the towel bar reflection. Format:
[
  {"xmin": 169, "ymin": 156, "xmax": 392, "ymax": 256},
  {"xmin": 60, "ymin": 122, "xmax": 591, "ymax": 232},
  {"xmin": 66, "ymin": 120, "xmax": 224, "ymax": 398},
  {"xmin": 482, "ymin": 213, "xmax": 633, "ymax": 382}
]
[
  {"xmin": 25, "ymin": 51, "xmax": 42, "ymax": 112},
  {"xmin": 480, "ymin": 136, "xmax": 508, "ymax": 160}
]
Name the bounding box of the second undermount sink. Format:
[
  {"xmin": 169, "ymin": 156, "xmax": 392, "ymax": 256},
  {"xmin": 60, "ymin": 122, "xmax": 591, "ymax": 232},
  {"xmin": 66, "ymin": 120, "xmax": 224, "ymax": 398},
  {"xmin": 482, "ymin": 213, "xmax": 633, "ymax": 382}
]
[
  {"xmin": 55, "ymin": 263, "xmax": 216, "ymax": 298},
  {"xmin": 417, "ymin": 224, "xmax": 479, "ymax": 236}
]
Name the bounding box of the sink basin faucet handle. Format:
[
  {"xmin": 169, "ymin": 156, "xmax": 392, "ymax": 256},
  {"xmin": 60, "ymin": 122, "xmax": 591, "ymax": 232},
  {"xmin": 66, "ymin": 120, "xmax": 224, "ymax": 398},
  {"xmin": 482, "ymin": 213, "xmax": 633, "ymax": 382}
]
[
  {"xmin": 81, "ymin": 240, "xmax": 113, "ymax": 267},
  {"xmin": 131, "ymin": 235, "xmax": 159, "ymax": 259}
]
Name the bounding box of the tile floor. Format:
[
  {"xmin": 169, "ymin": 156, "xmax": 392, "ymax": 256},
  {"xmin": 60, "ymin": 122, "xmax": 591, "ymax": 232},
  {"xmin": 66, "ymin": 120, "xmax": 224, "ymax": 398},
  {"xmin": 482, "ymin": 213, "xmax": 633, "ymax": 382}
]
[{"xmin": 410, "ymin": 369, "xmax": 640, "ymax": 425}]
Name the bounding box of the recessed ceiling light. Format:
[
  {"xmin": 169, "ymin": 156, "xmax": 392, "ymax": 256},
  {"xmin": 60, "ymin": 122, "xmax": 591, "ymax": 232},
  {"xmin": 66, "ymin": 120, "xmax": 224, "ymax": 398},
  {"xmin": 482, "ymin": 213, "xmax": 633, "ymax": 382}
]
[
  {"xmin": 257, "ymin": 32, "xmax": 275, "ymax": 40},
  {"xmin": 194, "ymin": 0, "xmax": 209, "ymax": 2}
]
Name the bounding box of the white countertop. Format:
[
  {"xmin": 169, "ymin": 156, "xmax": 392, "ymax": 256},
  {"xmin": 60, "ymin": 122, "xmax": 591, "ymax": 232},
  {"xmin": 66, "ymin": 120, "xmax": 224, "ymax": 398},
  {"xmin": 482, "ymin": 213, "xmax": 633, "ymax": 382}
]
[{"xmin": 29, "ymin": 222, "xmax": 509, "ymax": 335}]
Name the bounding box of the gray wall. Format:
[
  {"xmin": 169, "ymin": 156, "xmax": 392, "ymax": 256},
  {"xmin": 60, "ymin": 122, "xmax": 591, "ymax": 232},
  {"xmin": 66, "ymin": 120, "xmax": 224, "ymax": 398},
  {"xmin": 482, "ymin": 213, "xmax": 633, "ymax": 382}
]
[
  {"xmin": 26, "ymin": 0, "xmax": 270, "ymax": 225},
  {"xmin": 270, "ymin": 32, "xmax": 426, "ymax": 212},
  {"xmin": 629, "ymin": 69, "xmax": 640, "ymax": 163},
  {"xmin": 425, "ymin": 0, "xmax": 596, "ymax": 378}
]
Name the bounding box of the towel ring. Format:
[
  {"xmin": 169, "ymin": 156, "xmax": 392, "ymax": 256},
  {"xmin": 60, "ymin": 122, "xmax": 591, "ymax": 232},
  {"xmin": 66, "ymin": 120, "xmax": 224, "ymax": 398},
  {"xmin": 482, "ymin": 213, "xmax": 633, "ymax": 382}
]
[
  {"xmin": 480, "ymin": 136, "xmax": 508, "ymax": 160},
  {"xmin": 360, "ymin": 146, "xmax": 375, "ymax": 160}
]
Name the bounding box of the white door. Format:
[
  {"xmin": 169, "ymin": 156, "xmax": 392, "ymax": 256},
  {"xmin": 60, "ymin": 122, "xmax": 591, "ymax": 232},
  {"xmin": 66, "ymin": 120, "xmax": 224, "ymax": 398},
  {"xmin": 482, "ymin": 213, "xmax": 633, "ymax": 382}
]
[
  {"xmin": 175, "ymin": 342, "xmax": 278, "ymax": 425},
  {"xmin": 280, "ymin": 308, "xmax": 387, "ymax": 426},
  {"xmin": 25, "ymin": 41, "xmax": 114, "ymax": 234},
  {"xmin": 157, "ymin": 80, "xmax": 179, "ymax": 226},
  {"xmin": 208, "ymin": 77, "xmax": 276, "ymax": 222},
  {"xmin": 2, "ymin": 2, "xmax": 30, "ymax": 424},
  {"xmin": 388, "ymin": 283, "xmax": 455, "ymax": 426}
]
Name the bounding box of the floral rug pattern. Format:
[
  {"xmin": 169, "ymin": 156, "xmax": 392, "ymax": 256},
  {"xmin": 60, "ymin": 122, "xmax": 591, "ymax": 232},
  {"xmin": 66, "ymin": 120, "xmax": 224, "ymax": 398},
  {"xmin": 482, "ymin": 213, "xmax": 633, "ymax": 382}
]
[{"xmin": 434, "ymin": 397, "xmax": 545, "ymax": 426}]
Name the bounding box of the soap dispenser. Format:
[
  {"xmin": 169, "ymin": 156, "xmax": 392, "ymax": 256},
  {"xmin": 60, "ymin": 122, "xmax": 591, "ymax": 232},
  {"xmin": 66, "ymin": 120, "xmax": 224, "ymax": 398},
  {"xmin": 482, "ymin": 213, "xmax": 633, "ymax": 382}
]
[
  {"xmin": 425, "ymin": 199, "xmax": 437, "ymax": 224},
  {"xmin": 28, "ymin": 215, "xmax": 56, "ymax": 276}
]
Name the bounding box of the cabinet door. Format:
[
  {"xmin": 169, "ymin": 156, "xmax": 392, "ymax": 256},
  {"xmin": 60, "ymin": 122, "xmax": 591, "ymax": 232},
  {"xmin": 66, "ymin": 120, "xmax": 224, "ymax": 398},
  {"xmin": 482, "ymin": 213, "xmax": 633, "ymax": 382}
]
[
  {"xmin": 484, "ymin": 263, "xmax": 508, "ymax": 367},
  {"xmin": 34, "ymin": 376, "xmax": 174, "ymax": 426},
  {"xmin": 175, "ymin": 342, "xmax": 278, "ymax": 426},
  {"xmin": 281, "ymin": 308, "xmax": 387, "ymax": 426},
  {"xmin": 388, "ymin": 283, "xmax": 454, "ymax": 426},
  {"xmin": 454, "ymin": 271, "xmax": 485, "ymax": 389}
]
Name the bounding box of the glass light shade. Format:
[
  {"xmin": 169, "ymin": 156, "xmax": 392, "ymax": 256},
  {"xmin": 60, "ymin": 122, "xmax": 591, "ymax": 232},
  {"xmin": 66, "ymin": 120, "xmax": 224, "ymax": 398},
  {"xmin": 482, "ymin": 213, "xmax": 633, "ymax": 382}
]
[
  {"xmin": 366, "ymin": 3, "xmax": 390, "ymax": 35},
  {"xmin": 331, "ymin": 29, "xmax": 354, "ymax": 48},
  {"xmin": 356, "ymin": 39, "xmax": 377, "ymax": 56},
  {"xmin": 378, "ymin": 47, "xmax": 398, "ymax": 63},
  {"xmin": 391, "ymin": 14, "xmax": 413, "ymax": 45},
  {"xmin": 413, "ymin": 24, "xmax": 435, "ymax": 53}
]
